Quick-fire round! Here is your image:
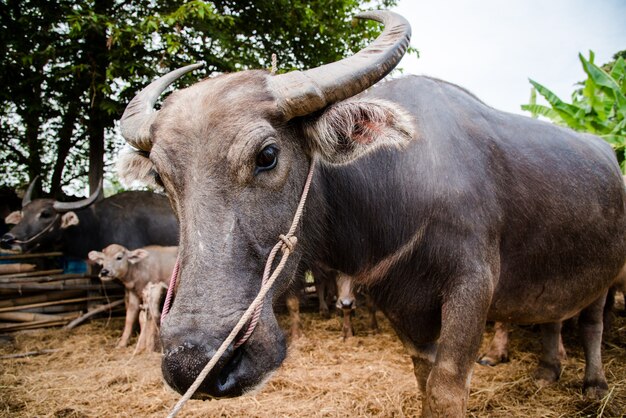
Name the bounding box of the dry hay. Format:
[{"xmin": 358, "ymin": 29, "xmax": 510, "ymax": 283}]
[{"xmin": 1, "ymin": 302, "xmax": 625, "ymax": 418}]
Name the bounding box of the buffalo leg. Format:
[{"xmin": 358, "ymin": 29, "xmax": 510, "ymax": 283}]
[
  {"xmin": 341, "ymin": 308, "xmax": 354, "ymax": 340},
  {"xmin": 286, "ymin": 294, "xmax": 303, "ymax": 340},
  {"xmin": 409, "ymin": 342, "xmax": 437, "ymax": 396},
  {"xmin": 118, "ymin": 291, "xmax": 140, "ymax": 348},
  {"xmin": 365, "ymin": 294, "xmax": 379, "ymax": 333},
  {"xmin": 579, "ymin": 292, "xmax": 609, "ymax": 399},
  {"xmin": 422, "ymin": 278, "xmax": 491, "ymax": 418},
  {"xmin": 312, "ymin": 265, "xmax": 334, "ymax": 318},
  {"xmin": 135, "ymin": 308, "xmax": 148, "ymax": 353},
  {"xmin": 478, "ymin": 322, "xmax": 509, "ymax": 366},
  {"xmin": 534, "ymin": 322, "xmax": 563, "ymax": 386},
  {"xmin": 316, "ymin": 279, "xmax": 330, "ymax": 318}
]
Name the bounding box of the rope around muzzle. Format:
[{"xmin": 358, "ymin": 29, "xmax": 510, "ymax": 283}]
[
  {"xmin": 13, "ymin": 214, "xmax": 61, "ymax": 245},
  {"xmin": 165, "ymin": 161, "xmax": 316, "ymax": 418}
]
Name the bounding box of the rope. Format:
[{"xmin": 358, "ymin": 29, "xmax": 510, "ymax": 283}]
[
  {"xmin": 270, "ymin": 53, "xmax": 278, "ymax": 75},
  {"xmin": 166, "ymin": 161, "xmax": 316, "ymax": 418},
  {"xmin": 161, "ymin": 258, "xmax": 180, "ymax": 323},
  {"xmin": 13, "ymin": 214, "xmax": 60, "ymax": 245}
]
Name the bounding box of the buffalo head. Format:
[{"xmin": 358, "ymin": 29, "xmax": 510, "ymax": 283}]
[
  {"xmin": 1, "ymin": 178, "xmax": 101, "ymax": 253},
  {"xmin": 118, "ymin": 11, "xmax": 414, "ymax": 398}
]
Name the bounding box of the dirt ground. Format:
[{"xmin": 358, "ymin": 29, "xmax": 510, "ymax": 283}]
[{"xmin": 1, "ymin": 301, "xmax": 625, "ymax": 417}]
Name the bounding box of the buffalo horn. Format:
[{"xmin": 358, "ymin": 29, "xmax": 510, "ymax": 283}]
[
  {"xmin": 120, "ymin": 63, "xmax": 204, "ymax": 151},
  {"xmin": 52, "ymin": 181, "xmax": 102, "ymax": 212},
  {"xmin": 269, "ymin": 10, "xmax": 412, "ymax": 120},
  {"xmin": 22, "ymin": 175, "xmax": 40, "ymax": 207}
]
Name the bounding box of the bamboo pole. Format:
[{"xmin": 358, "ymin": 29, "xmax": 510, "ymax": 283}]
[
  {"xmin": 65, "ymin": 299, "xmax": 125, "ymax": 330},
  {"xmin": 0, "ymin": 273, "xmax": 92, "ymax": 284},
  {"xmin": 0, "ymin": 269, "xmax": 65, "ymax": 280},
  {"xmin": 0, "ymin": 282, "xmax": 121, "ymax": 293},
  {"xmin": 0, "ymin": 252, "xmax": 63, "ymax": 261},
  {"xmin": 0, "ymin": 290, "xmax": 85, "ymax": 308},
  {"xmin": 0, "ymin": 311, "xmax": 79, "ymax": 323},
  {"xmin": 0, "ymin": 296, "xmax": 107, "ymax": 313},
  {"xmin": 0, "ymin": 264, "xmax": 36, "ymax": 275},
  {"xmin": 0, "ymin": 319, "xmax": 72, "ymax": 332}
]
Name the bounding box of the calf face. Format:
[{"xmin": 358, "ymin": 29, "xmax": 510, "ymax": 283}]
[{"xmin": 88, "ymin": 244, "xmax": 149, "ymax": 282}]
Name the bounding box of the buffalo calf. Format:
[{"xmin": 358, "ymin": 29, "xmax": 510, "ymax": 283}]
[{"xmin": 89, "ymin": 244, "xmax": 177, "ymax": 349}]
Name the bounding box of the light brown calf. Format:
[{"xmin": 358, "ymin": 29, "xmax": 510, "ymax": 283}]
[{"xmin": 88, "ymin": 244, "xmax": 177, "ymax": 349}]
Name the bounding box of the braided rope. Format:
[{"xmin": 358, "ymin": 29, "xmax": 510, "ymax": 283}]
[
  {"xmin": 161, "ymin": 258, "xmax": 180, "ymax": 324},
  {"xmin": 166, "ymin": 161, "xmax": 316, "ymax": 417}
]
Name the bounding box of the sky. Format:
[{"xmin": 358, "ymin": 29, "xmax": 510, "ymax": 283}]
[{"xmin": 390, "ymin": 0, "xmax": 626, "ymax": 115}]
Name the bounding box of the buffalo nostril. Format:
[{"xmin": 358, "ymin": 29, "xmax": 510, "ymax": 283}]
[
  {"xmin": 217, "ymin": 348, "xmax": 243, "ymax": 390},
  {"xmin": 0, "ymin": 233, "xmax": 16, "ymax": 249}
]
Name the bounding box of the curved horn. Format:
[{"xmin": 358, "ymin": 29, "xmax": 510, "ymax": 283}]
[
  {"xmin": 22, "ymin": 175, "xmax": 40, "ymax": 207},
  {"xmin": 269, "ymin": 10, "xmax": 411, "ymax": 120},
  {"xmin": 53, "ymin": 181, "xmax": 102, "ymax": 212},
  {"xmin": 120, "ymin": 63, "xmax": 204, "ymax": 151}
]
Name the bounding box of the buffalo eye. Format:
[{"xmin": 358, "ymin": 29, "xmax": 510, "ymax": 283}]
[
  {"xmin": 255, "ymin": 144, "xmax": 279, "ymax": 174},
  {"xmin": 40, "ymin": 209, "xmax": 52, "ymax": 219},
  {"xmin": 116, "ymin": 255, "xmax": 123, "ymax": 261}
]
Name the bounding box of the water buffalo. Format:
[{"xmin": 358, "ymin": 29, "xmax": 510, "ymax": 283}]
[
  {"xmin": 1, "ymin": 181, "xmax": 178, "ymax": 259},
  {"xmin": 117, "ymin": 10, "xmax": 626, "ymax": 417},
  {"xmin": 89, "ymin": 244, "xmax": 177, "ymax": 348},
  {"xmin": 334, "ymin": 273, "xmax": 379, "ymax": 340}
]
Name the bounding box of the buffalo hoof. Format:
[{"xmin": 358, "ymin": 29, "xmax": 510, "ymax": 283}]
[
  {"xmin": 533, "ymin": 363, "xmax": 561, "ymax": 387},
  {"xmin": 477, "ymin": 353, "xmax": 508, "ymax": 367},
  {"xmin": 583, "ymin": 380, "xmax": 609, "ymax": 401}
]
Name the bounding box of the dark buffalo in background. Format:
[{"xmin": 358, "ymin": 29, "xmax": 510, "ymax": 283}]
[
  {"xmin": 1, "ymin": 180, "xmax": 178, "ymax": 259},
  {"xmin": 0, "ymin": 186, "xmax": 21, "ymax": 236},
  {"xmin": 117, "ymin": 10, "xmax": 626, "ymax": 418}
]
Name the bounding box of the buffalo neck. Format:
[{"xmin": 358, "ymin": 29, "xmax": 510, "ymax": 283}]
[{"xmin": 302, "ymin": 147, "xmax": 434, "ymax": 280}]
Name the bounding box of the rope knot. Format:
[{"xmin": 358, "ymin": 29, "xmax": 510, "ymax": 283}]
[{"xmin": 279, "ymin": 234, "xmax": 297, "ymax": 252}]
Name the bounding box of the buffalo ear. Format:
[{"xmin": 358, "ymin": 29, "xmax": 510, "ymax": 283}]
[
  {"xmin": 302, "ymin": 98, "xmax": 415, "ymax": 164},
  {"xmin": 5, "ymin": 211, "xmax": 22, "ymax": 225},
  {"xmin": 88, "ymin": 251, "xmax": 104, "ymax": 265},
  {"xmin": 61, "ymin": 212, "xmax": 80, "ymax": 229},
  {"xmin": 117, "ymin": 147, "xmax": 163, "ymax": 190},
  {"xmin": 127, "ymin": 249, "xmax": 149, "ymax": 264}
]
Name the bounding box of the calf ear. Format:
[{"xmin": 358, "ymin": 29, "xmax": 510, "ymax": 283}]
[
  {"xmin": 88, "ymin": 251, "xmax": 104, "ymax": 265},
  {"xmin": 128, "ymin": 249, "xmax": 149, "ymax": 264},
  {"xmin": 61, "ymin": 212, "xmax": 80, "ymax": 229},
  {"xmin": 4, "ymin": 211, "xmax": 22, "ymax": 225},
  {"xmin": 302, "ymin": 98, "xmax": 415, "ymax": 164}
]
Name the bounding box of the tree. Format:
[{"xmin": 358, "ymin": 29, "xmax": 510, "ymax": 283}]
[
  {"xmin": 0, "ymin": 0, "xmax": 406, "ymax": 197},
  {"xmin": 522, "ymin": 50, "xmax": 626, "ymax": 171}
]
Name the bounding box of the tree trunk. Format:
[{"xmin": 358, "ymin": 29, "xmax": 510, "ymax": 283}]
[
  {"xmin": 50, "ymin": 100, "xmax": 80, "ymax": 198},
  {"xmin": 85, "ymin": 0, "xmax": 113, "ymax": 196},
  {"xmin": 21, "ymin": 61, "xmax": 45, "ymax": 196}
]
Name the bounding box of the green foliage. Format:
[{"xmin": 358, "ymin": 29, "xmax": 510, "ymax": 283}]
[
  {"xmin": 0, "ymin": 0, "xmax": 408, "ymax": 197},
  {"xmin": 522, "ymin": 50, "xmax": 626, "ymax": 171}
]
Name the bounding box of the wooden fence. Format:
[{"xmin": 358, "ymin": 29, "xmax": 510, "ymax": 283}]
[{"xmin": 0, "ymin": 252, "xmax": 125, "ymax": 332}]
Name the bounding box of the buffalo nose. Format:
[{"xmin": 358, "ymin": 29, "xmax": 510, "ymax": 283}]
[
  {"xmin": 161, "ymin": 329, "xmax": 243, "ymax": 398},
  {"xmin": 0, "ymin": 233, "xmax": 15, "ymax": 249},
  {"xmin": 340, "ymin": 299, "xmax": 354, "ymax": 309},
  {"xmin": 100, "ymin": 269, "xmax": 109, "ymax": 276}
]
